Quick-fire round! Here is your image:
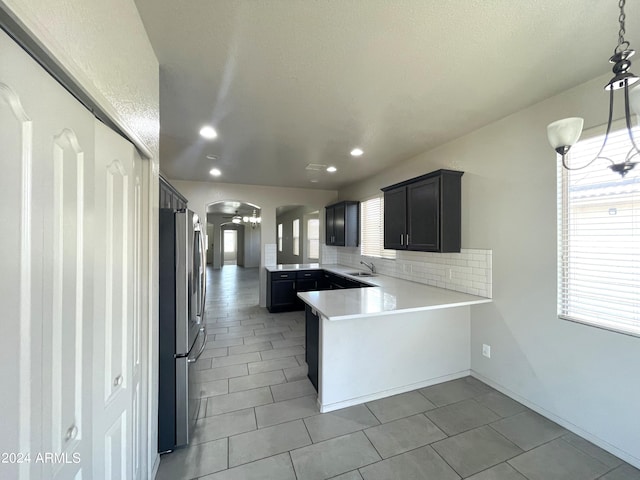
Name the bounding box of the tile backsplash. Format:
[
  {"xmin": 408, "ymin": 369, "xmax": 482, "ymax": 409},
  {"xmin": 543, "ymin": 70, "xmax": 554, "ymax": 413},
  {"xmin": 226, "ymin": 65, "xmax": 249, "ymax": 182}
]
[
  {"xmin": 328, "ymin": 247, "xmax": 492, "ymax": 298},
  {"xmin": 264, "ymin": 243, "xmax": 277, "ymax": 267}
]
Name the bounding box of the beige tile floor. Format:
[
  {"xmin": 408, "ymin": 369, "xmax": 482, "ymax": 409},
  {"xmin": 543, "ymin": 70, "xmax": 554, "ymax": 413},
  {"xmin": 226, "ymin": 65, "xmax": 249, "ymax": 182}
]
[{"xmin": 156, "ymin": 265, "xmax": 640, "ymax": 480}]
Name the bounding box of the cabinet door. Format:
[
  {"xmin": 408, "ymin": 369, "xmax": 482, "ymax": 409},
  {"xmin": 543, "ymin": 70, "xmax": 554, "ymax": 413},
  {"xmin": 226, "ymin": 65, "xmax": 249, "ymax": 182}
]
[
  {"xmin": 295, "ymin": 278, "xmax": 317, "ymax": 309},
  {"xmin": 305, "ymin": 305, "xmax": 319, "ymax": 391},
  {"xmin": 271, "ymin": 279, "xmax": 297, "ymax": 308},
  {"xmin": 384, "ymin": 187, "xmax": 407, "ymax": 249},
  {"xmin": 318, "ymin": 273, "xmax": 331, "ymax": 290},
  {"xmin": 296, "ymin": 278, "xmax": 317, "ymax": 292},
  {"xmin": 325, "ymin": 206, "xmax": 335, "ymax": 245},
  {"xmin": 407, "ymin": 177, "xmax": 440, "ymax": 251},
  {"xmin": 333, "ymin": 203, "xmax": 346, "ymax": 246}
]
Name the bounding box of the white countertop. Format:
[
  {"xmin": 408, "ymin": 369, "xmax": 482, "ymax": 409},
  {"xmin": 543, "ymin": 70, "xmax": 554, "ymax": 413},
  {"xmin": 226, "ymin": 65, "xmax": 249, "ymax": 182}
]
[
  {"xmin": 267, "ymin": 263, "xmax": 492, "ymax": 321},
  {"xmin": 265, "ymin": 263, "xmax": 321, "ymax": 272}
]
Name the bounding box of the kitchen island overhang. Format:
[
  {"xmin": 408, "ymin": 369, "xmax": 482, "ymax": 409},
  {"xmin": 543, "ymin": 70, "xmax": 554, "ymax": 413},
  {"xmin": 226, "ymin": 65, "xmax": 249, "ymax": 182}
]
[{"xmin": 296, "ymin": 269, "xmax": 491, "ymax": 413}]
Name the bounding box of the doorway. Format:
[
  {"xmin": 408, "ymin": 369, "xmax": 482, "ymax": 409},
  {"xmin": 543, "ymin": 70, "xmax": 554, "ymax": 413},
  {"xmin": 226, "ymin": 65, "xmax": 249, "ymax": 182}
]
[
  {"xmin": 223, "ymin": 228, "xmax": 238, "ymax": 265},
  {"xmin": 206, "ymin": 201, "xmax": 262, "ymax": 270}
]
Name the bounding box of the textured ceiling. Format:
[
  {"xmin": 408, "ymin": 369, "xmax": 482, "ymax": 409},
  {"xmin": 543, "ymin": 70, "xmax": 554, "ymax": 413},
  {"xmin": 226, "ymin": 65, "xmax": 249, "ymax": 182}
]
[{"xmin": 134, "ymin": 0, "xmax": 638, "ymax": 190}]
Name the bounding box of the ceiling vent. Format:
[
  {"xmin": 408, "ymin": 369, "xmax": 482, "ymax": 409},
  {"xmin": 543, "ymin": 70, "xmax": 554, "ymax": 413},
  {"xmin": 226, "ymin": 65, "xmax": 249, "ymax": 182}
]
[{"xmin": 305, "ymin": 163, "xmax": 327, "ymax": 171}]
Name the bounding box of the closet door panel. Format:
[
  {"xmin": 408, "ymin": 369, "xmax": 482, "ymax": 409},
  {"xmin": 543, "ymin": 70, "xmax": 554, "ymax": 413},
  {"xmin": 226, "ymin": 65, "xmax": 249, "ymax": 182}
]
[{"xmin": 92, "ymin": 119, "xmax": 136, "ymax": 479}]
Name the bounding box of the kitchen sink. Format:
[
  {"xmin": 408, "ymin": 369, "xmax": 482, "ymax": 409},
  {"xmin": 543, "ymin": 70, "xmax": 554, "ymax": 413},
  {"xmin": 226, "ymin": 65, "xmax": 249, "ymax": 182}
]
[{"xmin": 346, "ymin": 271, "xmax": 376, "ymax": 277}]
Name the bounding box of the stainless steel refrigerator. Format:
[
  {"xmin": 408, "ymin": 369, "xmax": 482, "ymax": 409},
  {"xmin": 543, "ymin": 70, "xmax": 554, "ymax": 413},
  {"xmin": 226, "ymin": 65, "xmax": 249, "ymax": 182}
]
[{"xmin": 158, "ymin": 208, "xmax": 207, "ymax": 453}]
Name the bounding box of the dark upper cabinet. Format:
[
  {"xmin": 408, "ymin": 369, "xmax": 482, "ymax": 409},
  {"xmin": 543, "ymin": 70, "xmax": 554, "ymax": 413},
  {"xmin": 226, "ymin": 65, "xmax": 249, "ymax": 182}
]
[
  {"xmin": 382, "ymin": 169, "xmax": 463, "ymax": 253},
  {"xmin": 383, "ymin": 186, "xmax": 407, "ymax": 250},
  {"xmin": 325, "ymin": 201, "xmax": 360, "ymax": 247},
  {"xmin": 159, "ymin": 175, "xmax": 188, "ymax": 211}
]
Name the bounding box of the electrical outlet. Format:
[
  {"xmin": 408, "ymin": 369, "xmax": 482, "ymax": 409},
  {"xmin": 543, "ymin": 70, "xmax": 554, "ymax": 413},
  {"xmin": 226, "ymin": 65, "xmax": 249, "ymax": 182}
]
[{"xmin": 482, "ymin": 344, "xmax": 491, "ymax": 358}]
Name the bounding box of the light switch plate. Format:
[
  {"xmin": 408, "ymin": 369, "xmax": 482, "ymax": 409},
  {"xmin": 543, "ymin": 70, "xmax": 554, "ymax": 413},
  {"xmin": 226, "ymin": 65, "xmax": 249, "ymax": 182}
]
[{"xmin": 482, "ymin": 344, "xmax": 491, "ymax": 358}]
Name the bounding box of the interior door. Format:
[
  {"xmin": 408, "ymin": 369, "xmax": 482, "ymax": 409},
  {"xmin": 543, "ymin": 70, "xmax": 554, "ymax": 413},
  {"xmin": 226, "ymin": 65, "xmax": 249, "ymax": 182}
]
[
  {"xmin": 1, "ymin": 26, "xmax": 97, "ymax": 480},
  {"xmin": 92, "ymin": 119, "xmax": 137, "ymax": 479},
  {"xmin": 0, "ymin": 24, "xmax": 147, "ymax": 480}
]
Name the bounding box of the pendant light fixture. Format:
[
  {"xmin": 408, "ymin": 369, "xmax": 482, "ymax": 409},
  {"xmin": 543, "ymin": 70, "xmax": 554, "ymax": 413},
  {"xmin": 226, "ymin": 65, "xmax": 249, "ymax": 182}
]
[{"xmin": 547, "ymin": 0, "xmax": 640, "ymax": 177}]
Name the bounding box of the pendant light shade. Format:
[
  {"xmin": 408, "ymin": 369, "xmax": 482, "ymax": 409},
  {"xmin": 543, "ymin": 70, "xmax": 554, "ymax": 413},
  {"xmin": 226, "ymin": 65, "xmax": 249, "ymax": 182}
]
[
  {"xmin": 546, "ymin": 0, "xmax": 639, "ymax": 176},
  {"xmin": 547, "ymin": 117, "xmax": 584, "ymax": 153}
]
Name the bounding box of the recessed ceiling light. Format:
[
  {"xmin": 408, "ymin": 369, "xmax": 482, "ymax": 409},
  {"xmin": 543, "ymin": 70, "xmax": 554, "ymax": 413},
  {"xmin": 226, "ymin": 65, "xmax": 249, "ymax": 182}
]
[
  {"xmin": 350, "ymin": 148, "xmax": 364, "ymax": 157},
  {"xmin": 209, "ymin": 168, "xmax": 221, "ymax": 177},
  {"xmin": 310, "ymin": 179, "xmax": 319, "ymax": 183},
  {"xmin": 326, "ymin": 166, "xmax": 337, "ymax": 173},
  {"xmin": 206, "ymin": 154, "xmax": 218, "ymax": 160},
  {"xmin": 200, "ymin": 126, "xmax": 218, "ymax": 139}
]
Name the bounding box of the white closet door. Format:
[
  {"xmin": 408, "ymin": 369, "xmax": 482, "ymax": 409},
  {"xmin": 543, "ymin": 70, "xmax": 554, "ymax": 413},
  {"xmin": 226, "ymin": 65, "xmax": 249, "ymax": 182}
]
[
  {"xmin": 92, "ymin": 120, "xmax": 137, "ymax": 479},
  {"xmin": 0, "ymin": 27, "xmax": 149, "ymax": 480},
  {"xmin": 0, "ymin": 27, "xmax": 95, "ymax": 480}
]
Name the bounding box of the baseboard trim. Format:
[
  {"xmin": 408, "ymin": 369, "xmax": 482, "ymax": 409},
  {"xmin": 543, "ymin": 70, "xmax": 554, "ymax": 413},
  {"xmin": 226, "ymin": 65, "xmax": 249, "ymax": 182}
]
[
  {"xmin": 319, "ymin": 369, "xmax": 471, "ymax": 413},
  {"xmin": 470, "ymin": 371, "xmax": 640, "ymax": 470}
]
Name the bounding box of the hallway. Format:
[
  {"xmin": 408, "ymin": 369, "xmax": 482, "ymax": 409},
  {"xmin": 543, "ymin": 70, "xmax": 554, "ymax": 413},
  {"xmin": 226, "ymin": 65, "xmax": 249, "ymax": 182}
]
[{"xmin": 155, "ymin": 266, "xmax": 638, "ymax": 480}]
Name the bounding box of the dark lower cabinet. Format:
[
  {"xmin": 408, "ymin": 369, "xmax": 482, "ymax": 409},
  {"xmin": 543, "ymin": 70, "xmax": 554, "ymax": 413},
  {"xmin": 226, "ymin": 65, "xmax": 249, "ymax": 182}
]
[
  {"xmin": 267, "ymin": 269, "xmax": 370, "ymax": 313},
  {"xmin": 305, "ymin": 305, "xmax": 319, "ymax": 391},
  {"xmin": 295, "ymin": 270, "xmax": 323, "ymax": 309},
  {"xmin": 266, "ymin": 272, "xmax": 297, "ymax": 312}
]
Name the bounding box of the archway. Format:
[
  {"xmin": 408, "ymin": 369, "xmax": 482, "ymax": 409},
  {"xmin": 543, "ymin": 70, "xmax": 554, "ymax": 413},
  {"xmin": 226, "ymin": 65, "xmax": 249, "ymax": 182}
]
[{"xmin": 206, "ymin": 200, "xmax": 262, "ymax": 269}]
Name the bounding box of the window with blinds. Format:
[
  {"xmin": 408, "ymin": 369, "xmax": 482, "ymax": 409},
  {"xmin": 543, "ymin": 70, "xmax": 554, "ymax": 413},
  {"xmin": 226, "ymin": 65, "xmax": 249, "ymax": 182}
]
[
  {"xmin": 293, "ymin": 219, "xmax": 300, "ymax": 256},
  {"xmin": 558, "ymin": 121, "xmax": 640, "ymax": 337},
  {"xmin": 361, "ymin": 195, "xmax": 396, "ymax": 260},
  {"xmin": 308, "ymin": 218, "xmax": 319, "ymax": 259}
]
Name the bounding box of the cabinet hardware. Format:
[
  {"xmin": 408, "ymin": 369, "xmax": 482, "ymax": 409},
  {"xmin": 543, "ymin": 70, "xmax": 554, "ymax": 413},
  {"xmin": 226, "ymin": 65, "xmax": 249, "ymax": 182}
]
[
  {"xmin": 400, "ymin": 234, "xmax": 404, "ymax": 246},
  {"xmin": 113, "ymin": 374, "xmax": 123, "ymax": 387},
  {"xmin": 406, "ymin": 234, "xmax": 409, "ymax": 245}
]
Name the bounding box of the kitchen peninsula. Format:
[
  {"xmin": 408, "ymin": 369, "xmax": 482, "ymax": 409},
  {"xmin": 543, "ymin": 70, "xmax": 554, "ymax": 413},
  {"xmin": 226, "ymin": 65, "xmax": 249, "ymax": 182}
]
[{"xmin": 265, "ymin": 264, "xmax": 491, "ymax": 413}]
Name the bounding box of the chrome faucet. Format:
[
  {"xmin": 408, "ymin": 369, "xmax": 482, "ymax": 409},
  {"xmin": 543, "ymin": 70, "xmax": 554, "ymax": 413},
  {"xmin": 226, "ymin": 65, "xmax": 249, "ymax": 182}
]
[{"xmin": 360, "ymin": 260, "xmax": 376, "ymax": 274}]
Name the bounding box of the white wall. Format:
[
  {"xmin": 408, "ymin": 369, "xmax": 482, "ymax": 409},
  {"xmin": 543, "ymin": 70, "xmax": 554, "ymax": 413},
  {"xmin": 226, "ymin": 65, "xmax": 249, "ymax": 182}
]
[
  {"xmin": 1, "ymin": 1, "xmax": 161, "ymax": 476},
  {"xmin": 339, "ymin": 73, "xmax": 640, "ymax": 466},
  {"xmin": 172, "ymin": 180, "xmax": 337, "ymax": 306},
  {"xmin": 1, "ymin": 0, "xmax": 160, "ymax": 157}
]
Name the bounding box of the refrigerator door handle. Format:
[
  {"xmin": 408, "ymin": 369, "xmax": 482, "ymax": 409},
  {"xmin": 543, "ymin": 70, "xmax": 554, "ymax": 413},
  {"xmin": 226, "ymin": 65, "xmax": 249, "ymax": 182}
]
[
  {"xmin": 199, "ymin": 227, "xmax": 206, "ymax": 321},
  {"xmin": 188, "ymin": 327, "xmax": 207, "ymax": 363}
]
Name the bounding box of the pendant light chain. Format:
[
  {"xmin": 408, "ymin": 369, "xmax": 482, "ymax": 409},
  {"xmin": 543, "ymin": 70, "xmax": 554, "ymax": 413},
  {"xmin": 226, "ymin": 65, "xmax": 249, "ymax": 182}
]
[{"xmin": 616, "ymin": 0, "xmax": 630, "ymax": 54}]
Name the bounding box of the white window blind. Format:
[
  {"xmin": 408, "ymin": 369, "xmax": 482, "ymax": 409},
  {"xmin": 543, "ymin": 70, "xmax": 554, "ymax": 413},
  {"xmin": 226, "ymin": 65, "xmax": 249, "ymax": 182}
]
[
  {"xmin": 558, "ymin": 121, "xmax": 640, "ymax": 337},
  {"xmin": 277, "ymin": 223, "xmax": 283, "ymax": 252},
  {"xmin": 293, "ymin": 219, "xmax": 300, "ymax": 256},
  {"xmin": 361, "ymin": 195, "xmax": 396, "ymax": 260},
  {"xmin": 308, "ymin": 218, "xmax": 319, "ymax": 259}
]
